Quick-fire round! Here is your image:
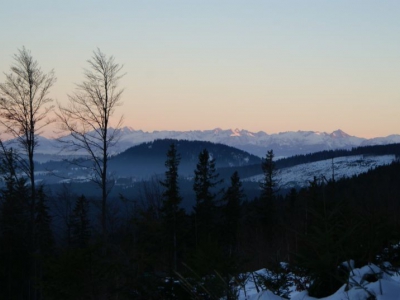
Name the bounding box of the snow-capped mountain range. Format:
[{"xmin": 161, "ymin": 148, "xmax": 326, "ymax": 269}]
[
  {"xmin": 8, "ymin": 127, "xmax": 400, "ymax": 158},
  {"xmin": 92, "ymin": 127, "xmax": 400, "ymax": 157}
]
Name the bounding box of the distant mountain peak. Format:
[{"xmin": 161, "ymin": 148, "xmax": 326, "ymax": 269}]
[
  {"xmin": 120, "ymin": 126, "xmax": 134, "ymax": 133},
  {"xmin": 213, "ymin": 128, "xmax": 223, "ymax": 134},
  {"xmin": 330, "ymin": 129, "xmax": 350, "ymax": 138},
  {"xmin": 230, "ymin": 128, "xmax": 242, "ymax": 137}
]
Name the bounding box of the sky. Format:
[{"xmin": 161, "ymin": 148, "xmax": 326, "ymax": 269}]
[{"xmin": 1, "ymin": 0, "xmax": 400, "ymax": 138}]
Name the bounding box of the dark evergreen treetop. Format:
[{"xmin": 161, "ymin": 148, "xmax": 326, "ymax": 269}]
[
  {"xmin": 193, "ymin": 149, "xmax": 222, "ymax": 212},
  {"xmin": 160, "ymin": 143, "xmax": 182, "ymax": 215},
  {"xmin": 260, "ymin": 149, "xmax": 277, "ymax": 202},
  {"xmin": 70, "ymin": 194, "xmax": 90, "ymax": 248},
  {"xmin": 223, "ymin": 171, "xmax": 244, "ymax": 250},
  {"xmin": 35, "ymin": 187, "xmax": 54, "ymax": 255}
]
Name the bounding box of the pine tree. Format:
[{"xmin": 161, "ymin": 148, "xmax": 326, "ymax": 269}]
[
  {"xmin": 223, "ymin": 171, "xmax": 244, "ymax": 255},
  {"xmin": 219, "ymin": 172, "xmax": 245, "ymax": 299},
  {"xmin": 259, "ymin": 150, "xmax": 277, "ymax": 227},
  {"xmin": 35, "ymin": 187, "xmax": 54, "ymax": 255},
  {"xmin": 295, "ymin": 179, "xmax": 349, "ymax": 297},
  {"xmin": 33, "ymin": 187, "xmax": 54, "ymax": 300},
  {"xmin": 0, "ymin": 148, "xmax": 31, "ymax": 299},
  {"xmin": 70, "ymin": 195, "xmax": 91, "ymax": 248},
  {"xmin": 260, "ymin": 150, "xmax": 277, "ymax": 203},
  {"xmin": 193, "ymin": 149, "xmax": 222, "ymax": 246},
  {"xmin": 160, "ymin": 143, "xmax": 182, "ymax": 218},
  {"xmin": 193, "ymin": 149, "xmax": 221, "ymax": 212},
  {"xmin": 160, "ymin": 143, "xmax": 184, "ymax": 271}
]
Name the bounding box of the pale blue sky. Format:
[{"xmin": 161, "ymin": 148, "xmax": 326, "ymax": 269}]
[{"xmin": 1, "ymin": 1, "xmax": 400, "ymax": 138}]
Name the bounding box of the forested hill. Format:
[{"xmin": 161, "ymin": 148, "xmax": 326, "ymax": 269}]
[
  {"xmin": 219, "ymin": 143, "xmax": 400, "ymax": 181},
  {"xmin": 36, "ymin": 141, "xmax": 400, "ymax": 182},
  {"xmin": 275, "ymin": 143, "xmax": 400, "ymax": 168},
  {"xmin": 108, "ymin": 139, "xmax": 261, "ymax": 178}
]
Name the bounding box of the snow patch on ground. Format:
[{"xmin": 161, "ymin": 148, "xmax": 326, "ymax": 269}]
[
  {"xmin": 238, "ymin": 262, "xmax": 400, "ymax": 300},
  {"xmin": 245, "ymin": 155, "xmax": 395, "ymax": 189}
]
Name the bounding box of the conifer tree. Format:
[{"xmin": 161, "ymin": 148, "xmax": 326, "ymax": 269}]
[
  {"xmin": 0, "ymin": 148, "xmax": 31, "ymax": 299},
  {"xmin": 193, "ymin": 149, "xmax": 221, "ymax": 212},
  {"xmin": 70, "ymin": 195, "xmax": 91, "ymax": 248},
  {"xmin": 160, "ymin": 143, "xmax": 184, "ymax": 271},
  {"xmin": 223, "ymin": 171, "xmax": 244, "ymax": 255},
  {"xmin": 193, "ymin": 149, "xmax": 222, "ymax": 246},
  {"xmin": 33, "ymin": 188, "xmax": 54, "ymax": 300},
  {"xmin": 295, "ymin": 179, "xmax": 349, "ymax": 297},
  {"xmin": 259, "ymin": 149, "xmax": 277, "ymax": 227},
  {"xmin": 160, "ymin": 143, "xmax": 182, "ymax": 218},
  {"xmin": 35, "ymin": 187, "xmax": 54, "ymax": 255},
  {"xmin": 260, "ymin": 150, "xmax": 277, "ymax": 203}
]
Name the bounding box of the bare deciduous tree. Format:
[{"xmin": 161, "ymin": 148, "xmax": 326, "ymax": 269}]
[
  {"xmin": 0, "ymin": 46, "xmax": 56, "ymax": 220},
  {"xmin": 57, "ymin": 48, "xmax": 124, "ymax": 241}
]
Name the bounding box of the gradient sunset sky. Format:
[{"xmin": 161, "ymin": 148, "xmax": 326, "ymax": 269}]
[{"xmin": 1, "ymin": 0, "xmax": 400, "ymax": 138}]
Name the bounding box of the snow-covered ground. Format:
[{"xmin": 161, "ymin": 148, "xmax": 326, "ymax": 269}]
[
  {"xmin": 245, "ymin": 155, "xmax": 396, "ymax": 189},
  {"xmin": 239, "ymin": 262, "xmax": 400, "ymax": 300}
]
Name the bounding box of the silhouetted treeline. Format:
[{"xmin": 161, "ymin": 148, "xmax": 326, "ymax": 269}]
[{"xmin": 2, "ymin": 144, "xmax": 400, "ymax": 299}]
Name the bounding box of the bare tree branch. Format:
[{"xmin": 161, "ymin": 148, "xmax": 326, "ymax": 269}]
[
  {"xmin": 0, "ymin": 46, "xmax": 56, "ymax": 226},
  {"xmin": 56, "ymin": 48, "xmax": 125, "ymax": 241}
]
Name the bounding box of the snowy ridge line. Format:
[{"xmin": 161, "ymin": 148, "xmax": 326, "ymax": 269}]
[{"xmin": 244, "ymin": 155, "xmax": 396, "ymax": 189}]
